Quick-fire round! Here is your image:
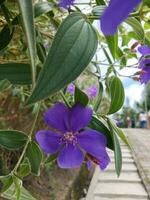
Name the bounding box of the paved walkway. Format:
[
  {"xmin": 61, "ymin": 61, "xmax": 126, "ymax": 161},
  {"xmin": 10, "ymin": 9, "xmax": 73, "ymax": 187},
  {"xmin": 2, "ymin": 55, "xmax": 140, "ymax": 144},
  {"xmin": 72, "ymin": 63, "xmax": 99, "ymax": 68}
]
[{"xmin": 86, "ymin": 129, "xmax": 150, "ymax": 200}]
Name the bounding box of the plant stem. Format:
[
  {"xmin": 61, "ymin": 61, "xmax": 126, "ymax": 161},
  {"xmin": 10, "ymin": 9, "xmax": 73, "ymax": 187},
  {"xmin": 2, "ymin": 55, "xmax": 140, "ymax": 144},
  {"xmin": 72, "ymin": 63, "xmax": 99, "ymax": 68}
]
[
  {"xmin": 12, "ymin": 103, "xmax": 41, "ymax": 173},
  {"xmin": 60, "ymin": 91, "xmax": 71, "ymax": 107}
]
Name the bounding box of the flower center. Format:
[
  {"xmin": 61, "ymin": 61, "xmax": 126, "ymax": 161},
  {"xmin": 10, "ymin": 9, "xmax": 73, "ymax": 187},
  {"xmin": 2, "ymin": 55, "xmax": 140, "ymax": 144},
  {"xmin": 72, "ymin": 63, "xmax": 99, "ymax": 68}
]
[{"xmin": 61, "ymin": 132, "xmax": 77, "ymax": 145}]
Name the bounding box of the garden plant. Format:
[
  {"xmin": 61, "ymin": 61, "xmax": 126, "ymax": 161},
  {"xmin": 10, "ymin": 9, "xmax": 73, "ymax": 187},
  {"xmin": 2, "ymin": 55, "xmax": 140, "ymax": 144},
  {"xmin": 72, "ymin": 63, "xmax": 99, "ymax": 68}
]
[{"xmin": 0, "ymin": 0, "xmax": 150, "ymax": 199}]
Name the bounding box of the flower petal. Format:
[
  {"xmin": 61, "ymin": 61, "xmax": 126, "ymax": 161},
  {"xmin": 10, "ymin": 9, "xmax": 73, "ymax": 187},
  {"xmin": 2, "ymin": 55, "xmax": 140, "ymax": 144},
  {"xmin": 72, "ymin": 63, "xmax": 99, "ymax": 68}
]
[
  {"xmin": 138, "ymin": 45, "xmax": 150, "ymax": 56},
  {"xmin": 77, "ymin": 130, "xmax": 107, "ymax": 158},
  {"xmin": 57, "ymin": 144, "xmax": 84, "ymax": 168},
  {"xmin": 99, "ymin": 151, "xmax": 110, "ymax": 170},
  {"xmin": 58, "ymin": 0, "xmax": 75, "ymax": 9},
  {"xmin": 101, "ymin": 0, "xmax": 142, "ymax": 35},
  {"xmin": 44, "ymin": 103, "xmax": 69, "ymax": 133},
  {"xmin": 70, "ymin": 104, "xmax": 93, "ymax": 132},
  {"xmin": 36, "ymin": 130, "xmax": 61, "ymax": 154},
  {"xmin": 138, "ymin": 58, "xmax": 150, "ymax": 69},
  {"xmin": 140, "ymin": 68, "xmax": 150, "ymax": 84}
]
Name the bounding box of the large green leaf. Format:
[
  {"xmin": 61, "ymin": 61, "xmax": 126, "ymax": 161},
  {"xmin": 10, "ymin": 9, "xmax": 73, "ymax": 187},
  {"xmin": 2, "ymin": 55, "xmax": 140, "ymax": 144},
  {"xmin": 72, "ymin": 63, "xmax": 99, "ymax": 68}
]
[
  {"xmin": 108, "ymin": 76, "xmax": 125, "ymax": 114},
  {"xmin": 28, "ymin": 12, "xmax": 98, "ymax": 104},
  {"xmin": 0, "ymin": 63, "xmax": 32, "ymax": 85},
  {"xmin": 18, "ymin": 0, "xmax": 36, "ymax": 84},
  {"xmin": 26, "ymin": 142, "xmax": 43, "ymax": 176},
  {"xmin": 0, "ymin": 130, "xmax": 28, "ymax": 150},
  {"xmin": 89, "ymin": 116, "xmax": 114, "ymax": 150}
]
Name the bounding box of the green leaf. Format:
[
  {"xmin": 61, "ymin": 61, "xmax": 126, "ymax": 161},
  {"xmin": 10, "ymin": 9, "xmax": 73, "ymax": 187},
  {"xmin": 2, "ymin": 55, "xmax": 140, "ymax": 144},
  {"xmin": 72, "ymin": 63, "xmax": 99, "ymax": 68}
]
[
  {"xmin": 109, "ymin": 120, "xmax": 131, "ymax": 148},
  {"xmin": 18, "ymin": 0, "xmax": 36, "ymax": 84},
  {"xmin": 94, "ymin": 82, "xmax": 103, "ymax": 112},
  {"xmin": 0, "ymin": 0, "xmax": 5, "ymax": 5},
  {"xmin": 108, "ymin": 76, "xmax": 125, "ymax": 114},
  {"xmin": 75, "ymin": 87, "xmax": 89, "ymax": 106},
  {"xmin": 1, "ymin": 184, "xmax": 36, "ymax": 200},
  {"xmin": 105, "ymin": 34, "xmax": 118, "ymax": 60},
  {"xmin": 125, "ymin": 18, "xmax": 144, "ymax": 41},
  {"xmin": 144, "ymin": 0, "xmax": 150, "ymax": 7},
  {"xmin": 0, "ymin": 79, "xmax": 11, "ymax": 92},
  {"xmin": 13, "ymin": 176, "xmax": 22, "ymax": 200},
  {"xmin": 26, "ymin": 142, "xmax": 43, "ymax": 176},
  {"xmin": 0, "ymin": 175, "xmax": 13, "ymax": 193},
  {"xmin": 28, "ymin": 12, "xmax": 98, "ymax": 104},
  {"xmin": 107, "ymin": 119, "xmax": 122, "ymax": 176},
  {"xmin": 34, "ymin": 2, "xmax": 53, "ymax": 18},
  {"xmin": 89, "ymin": 116, "xmax": 114, "ymax": 150},
  {"xmin": 0, "ymin": 130, "xmax": 28, "ymax": 150},
  {"xmin": 112, "ymin": 130, "xmax": 122, "ymax": 176},
  {"xmin": 0, "ymin": 63, "xmax": 32, "ymax": 85},
  {"xmin": 45, "ymin": 153, "xmax": 57, "ymax": 165},
  {"xmin": 17, "ymin": 158, "xmax": 31, "ymax": 178},
  {"xmin": 96, "ymin": 0, "xmax": 106, "ymax": 5},
  {"xmin": 0, "ymin": 25, "xmax": 14, "ymax": 51}
]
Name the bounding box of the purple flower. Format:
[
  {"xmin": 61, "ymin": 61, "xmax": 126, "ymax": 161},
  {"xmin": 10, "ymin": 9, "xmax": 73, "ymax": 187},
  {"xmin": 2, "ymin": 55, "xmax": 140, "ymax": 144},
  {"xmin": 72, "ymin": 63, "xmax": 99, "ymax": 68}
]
[
  {"xmin": 138, "ymin": 45, "xmax": 150, "ymax": 84},
  {"xmin": 66, "ymin": 83, "xmax": 75, "ymax": 94},
  {"xmin": 138, "ymin": 45, "xmax": 150, "ymax": 56},
  {"xmin": 58, "ymin": 0, "xmax": 75, "ymax": 9},
  {"xmin": 36, "ymin": 102, "xmax": 110, "ymax": 169},
  {"xmin": 86, "ymin": 85, "xmax": 98, "ymax": 99},
  {"xmin": 101, "ymin": 0, "xmax": 142, "ymax": 35}
]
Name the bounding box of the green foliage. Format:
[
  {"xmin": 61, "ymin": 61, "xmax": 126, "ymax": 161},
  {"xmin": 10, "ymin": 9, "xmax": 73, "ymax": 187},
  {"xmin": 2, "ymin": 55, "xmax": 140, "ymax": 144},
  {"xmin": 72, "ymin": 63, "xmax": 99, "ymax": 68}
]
[
  {"xmin": 89, "ymin": 116, "xmax": 114, "ymax": 150},
  {"xmin": 1, "ymin": 182, "xmax": 36, "ymax": 200},
  {"xmin": 0, "ymin": 175, "xmax": 13, "ymax": 193},
  {"xmin": 34, "ymin": 2, "xmax": 53, "ymax": 18},
  {"xmin": 0, "ymin": 25, "xmax": 14, "ymax": 51},
  {"xmin": 105, "ymin": 34, "xmax": 118, "ymax": 60},
  {"xmin": 18, "ymin": 0, "xmax": 36, "ymax": 84},
  {"xmin": 26, "ymin": 142, "xmax": 43, "ymax": 176},
  {"xmin": 0, "ymin": 0, "xmax": 149, "ymax": 198},
  {"xmin": 17, "ymin": 158, "xmax": 31, "ymax": 178},
  {"xmin": 0, "ymin": 130, "xmax": 28, "ymax": 150},
  {"xmin": 107, "ymin": 76, "xmax": 125, "ymax": 114},
  {"xmin": 0, "ymin": 80, "xmax": 11, "ymax": 92},
  {"xmin": 107, "ymin": 119, "xmax": 122, "ymax": 176},
  {"xmin": 0, "ymin": 63, "xmax": 32, "ymax": 85},
  {"xmin": 75, "ymin": 87, "xmax": 89, "ymax": 106},
  {"xmin": 28, "ymin": 12, "xmax": 98, "ymax": 104}
]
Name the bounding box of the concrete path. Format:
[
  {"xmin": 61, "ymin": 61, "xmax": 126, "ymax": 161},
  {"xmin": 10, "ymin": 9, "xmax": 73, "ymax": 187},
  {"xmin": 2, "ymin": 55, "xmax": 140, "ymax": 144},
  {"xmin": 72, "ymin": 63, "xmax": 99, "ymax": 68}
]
[{"xmin": 86, "ymin": 130, "xmax": 149, "ymax": 200}]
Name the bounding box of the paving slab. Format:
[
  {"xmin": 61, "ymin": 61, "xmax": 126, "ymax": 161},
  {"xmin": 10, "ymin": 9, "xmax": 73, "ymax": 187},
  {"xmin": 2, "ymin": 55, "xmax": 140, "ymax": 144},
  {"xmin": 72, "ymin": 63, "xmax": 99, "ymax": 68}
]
[
  {"xmin": 86, "ymin": 129, "xmax": 149, "ymax": 200},
  {"xmin": 94, "ymin": 182, "xmax": 147, "ymax": 198},
  {"xmin": 98, "ymin": 171, "xmax": 141, "ymax": 183}
]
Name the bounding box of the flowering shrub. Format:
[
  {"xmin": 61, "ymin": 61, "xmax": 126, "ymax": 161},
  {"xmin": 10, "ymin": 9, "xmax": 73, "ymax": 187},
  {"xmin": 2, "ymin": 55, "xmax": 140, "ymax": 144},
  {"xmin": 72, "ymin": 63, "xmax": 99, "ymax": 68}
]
[{"xmin": 0, "ymin": 0, "xmax": 149, "ymax": 199}]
